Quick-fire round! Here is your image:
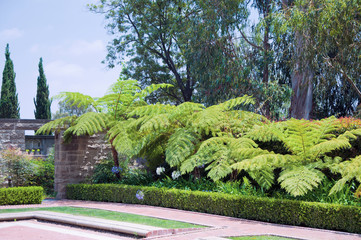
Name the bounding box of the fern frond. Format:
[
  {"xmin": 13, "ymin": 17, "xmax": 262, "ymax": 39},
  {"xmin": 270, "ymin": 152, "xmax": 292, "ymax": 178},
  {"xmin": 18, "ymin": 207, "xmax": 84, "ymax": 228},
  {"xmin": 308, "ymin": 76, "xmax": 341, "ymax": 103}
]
[
  {"xmin": 215, "ymin": 95, "xmax": 255, "ymax": 111},
  {"xmin": 128, "ymin": 104, "xmax": 175, "ymax": 117},
  {"xmin": 109, "ymin": 121, "xmax": 135, "ymax": 156},
  {"xmin": 168, "ymin": 102, "xmax": 205, "ymax": 123},
  {"xmin": 231, "ymin": 153, "xmax": 295, "ymax": 172},
  {"xmin": 180, "ymin": 155, "xmax": 203, "ymax": 174},
  {"xmin": 55, "ymin": 92, "xmax": 97, "ymax": 110},
  {"xmin": 329, "ymin": 155, "xmax": 361, "ymax": 195},
  {"xmin": 97, "ymin": 93, "xmax": 136, "ymax": 110},
  {"xmin": 165, "ymin": 129, "xmax": 201, "ymax": 167},
  {"xmin": 191, "ymin": 109, "xmax": 226, "ymax": 136},
  {"xmin": 36, "ymin": 116, "xmax": 77, "ymax": 135},
  {"xmin": 308, "ymin": 136, "xmax": 351, "ymax": 160},
  {"xmin": 246, "ymin": 122, "xmax": 284, "ymax": 142},
  {"xmin": 107, "ymin": 79, "xmax": 140, "ymax": 95},
  {"xmin": 207, "ymin": 161, "xmax": 232, "ymax": 182},
  {"xmin": 249, "ymin": 169, "xmax": 274, "ymax": 190},
  {"xmin": 139, "ymin": 114, "xmax": 171, "ymax": 133},
  {"xmin": 135, "ymin": 83, "xmax": 173, "ymax": 99},
  {"xmin": 278, "ymin": 166, "xmax": 325, "ymax": 196},
  {"xmin": 135, "ymin": 131, "xmax": 169, "ymax": 158},
  {"xmin": 65, "ymin": 112, "xmax": 109, "ymax": 136}
]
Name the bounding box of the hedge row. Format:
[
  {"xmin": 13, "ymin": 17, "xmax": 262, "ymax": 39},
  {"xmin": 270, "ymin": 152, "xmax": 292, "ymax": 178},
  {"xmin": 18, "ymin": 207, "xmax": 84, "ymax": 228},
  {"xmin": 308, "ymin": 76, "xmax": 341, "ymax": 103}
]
[
  {"xmin": 0, "ymin": 186, "xmax": 43, "ymax": 205},
  {"xmin": 66, "ymin": 184, "xmax": 361, "ymax": 234}
]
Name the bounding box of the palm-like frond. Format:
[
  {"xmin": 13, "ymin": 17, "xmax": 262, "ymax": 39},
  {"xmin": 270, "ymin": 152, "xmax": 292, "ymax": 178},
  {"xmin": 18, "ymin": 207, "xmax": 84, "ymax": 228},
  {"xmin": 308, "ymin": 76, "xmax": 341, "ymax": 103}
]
[
  {"xmin": 278, "ymin": 166, "xmax": 325, "ymax": 197},
  {"xmin": 329, "ymin": 155, "xmax": 361, "ymax": 195},
  {"xmin": 135, "ymin": 83, "xmax": 173, "ymax": 99},
  {"xmin": 249, "ymin": 169, "xmax": 275, "ymax": 190},
  {"xmin": 55, "ymin": 92, "xmax": 97, "ymax": 110},
  {"xmin": 64, "ymin": 112, "xmax": 109, "ymax": 136},
  {"xmin": 108, "ymin": 120, "xmax": 135, "ymax": 156},
  {"xmin": 139, "ymin": 114, "xmax": 171, "ymax": 133},
  {"xmin": 165, "ymin": 129, "xmax": 201, "ymax": 167},
  {"xmin": 231, "ymin": 153, "xmax": 294, "ymax": 172},
  {"xmin": 215, "ymin": 95, "xmax": 255, "ymax": 111},
  {"xmin": 36, "ymin": 116, "xmax": 77, "ymax": 135},
  {"xmin": 128, "ymin": 104, "xmax": 175, "ymax": 117}
]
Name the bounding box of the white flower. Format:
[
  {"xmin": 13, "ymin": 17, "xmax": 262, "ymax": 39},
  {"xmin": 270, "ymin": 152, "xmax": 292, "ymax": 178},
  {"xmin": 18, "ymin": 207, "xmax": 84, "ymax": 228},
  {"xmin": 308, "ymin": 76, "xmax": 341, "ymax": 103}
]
[
  {"xmin": 156, "ymin": 167, "xmax": 165, "ymax": 175},
  {"xmin": 171, "ymin": 171, "xmax": 181, "ymax": 180}
]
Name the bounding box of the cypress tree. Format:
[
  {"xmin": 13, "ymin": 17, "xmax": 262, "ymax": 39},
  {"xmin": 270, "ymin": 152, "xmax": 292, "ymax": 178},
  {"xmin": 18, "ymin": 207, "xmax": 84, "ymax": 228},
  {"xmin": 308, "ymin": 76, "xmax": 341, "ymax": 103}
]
[
  {"xmin": 34, "ymin": 57, "xmax": 51, "ymax": 119},
  {"xmin": 0, "ymin": 44, "xmax": 20, "ymax": 118}
]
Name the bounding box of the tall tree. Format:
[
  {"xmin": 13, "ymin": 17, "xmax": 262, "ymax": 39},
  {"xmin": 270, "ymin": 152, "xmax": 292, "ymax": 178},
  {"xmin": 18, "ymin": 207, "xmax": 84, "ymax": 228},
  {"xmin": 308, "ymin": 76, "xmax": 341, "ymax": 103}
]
[
  {"xmin": 89, "ymin": 0, "xmax": 247, "ymax": 104},
  {"xmin": 0, "ymin": 44, "xmax": 20, "ymax": 119},
  {"xmin": 34, "ymin": 58, "xmax": 51, "ymax": 119},
  {"xmin": 285, "ymin": 0, "xmax": 361, "ymax": 119}
]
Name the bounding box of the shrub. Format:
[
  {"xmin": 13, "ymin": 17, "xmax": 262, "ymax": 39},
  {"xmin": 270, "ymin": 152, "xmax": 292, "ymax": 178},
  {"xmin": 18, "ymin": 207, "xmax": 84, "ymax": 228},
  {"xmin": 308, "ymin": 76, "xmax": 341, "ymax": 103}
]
[
  {"xmin": 66, "ymin": 183, "xmax": 361, "ymax": 234},
  {"xmin": 0, "ymin": 147, "xmax": 37, "ymax": 187},
  {"xmin": 0, "ymin": 186, "xmax": 43, "ymax": 205},
  {"xmin": 26, "ymin": 156, "xmax": 54, "ymax": 195}
]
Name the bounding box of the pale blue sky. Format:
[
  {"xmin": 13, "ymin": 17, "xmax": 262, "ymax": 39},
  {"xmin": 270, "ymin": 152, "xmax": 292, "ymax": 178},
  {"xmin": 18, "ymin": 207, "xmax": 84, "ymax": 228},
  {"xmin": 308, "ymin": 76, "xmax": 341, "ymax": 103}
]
[{"xmin": 0, "ymin": 0, "xmax": 122, "ymax": 119}]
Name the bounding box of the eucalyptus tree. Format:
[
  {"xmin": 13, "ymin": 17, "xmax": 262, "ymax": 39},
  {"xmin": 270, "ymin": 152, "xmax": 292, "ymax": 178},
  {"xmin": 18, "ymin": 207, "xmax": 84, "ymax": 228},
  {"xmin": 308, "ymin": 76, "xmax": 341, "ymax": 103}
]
[
  {"xmin": 89, "ymin": 0, "xmax": 248, "ymax": 104},
  {"xmin": 283, "ymin": 0, "xmax": 361, "ymax": 119}
]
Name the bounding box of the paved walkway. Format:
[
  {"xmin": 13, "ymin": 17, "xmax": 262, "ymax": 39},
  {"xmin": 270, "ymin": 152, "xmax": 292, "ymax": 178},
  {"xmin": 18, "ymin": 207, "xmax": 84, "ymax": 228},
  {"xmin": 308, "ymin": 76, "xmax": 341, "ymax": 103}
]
[{"xmin": 1, "ymin": 199, "xmax": 361, "ymax": 240}]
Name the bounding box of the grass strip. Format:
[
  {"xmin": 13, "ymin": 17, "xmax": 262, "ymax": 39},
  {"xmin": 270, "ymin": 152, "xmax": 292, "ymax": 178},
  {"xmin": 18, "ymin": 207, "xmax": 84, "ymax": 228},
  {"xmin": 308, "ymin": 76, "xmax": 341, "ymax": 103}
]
[{"xmin": 0, "ymin": 206, "xmax": 204, "ymax": 229}]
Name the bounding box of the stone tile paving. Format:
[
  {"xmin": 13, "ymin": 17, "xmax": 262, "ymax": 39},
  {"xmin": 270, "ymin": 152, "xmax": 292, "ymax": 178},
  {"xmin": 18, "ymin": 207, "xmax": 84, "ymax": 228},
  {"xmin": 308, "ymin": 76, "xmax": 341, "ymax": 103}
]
[{"xmin": 1, "ymin": 199, "xmax": 361, "ymax": 240}]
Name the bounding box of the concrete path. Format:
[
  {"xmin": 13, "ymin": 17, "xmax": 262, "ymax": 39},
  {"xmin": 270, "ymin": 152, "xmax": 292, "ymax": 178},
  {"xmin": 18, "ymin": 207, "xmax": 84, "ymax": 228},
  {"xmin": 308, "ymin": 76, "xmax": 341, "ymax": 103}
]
[{"xmin": 1, "ymin": 199, "xmax": 361, "ymax": 240}]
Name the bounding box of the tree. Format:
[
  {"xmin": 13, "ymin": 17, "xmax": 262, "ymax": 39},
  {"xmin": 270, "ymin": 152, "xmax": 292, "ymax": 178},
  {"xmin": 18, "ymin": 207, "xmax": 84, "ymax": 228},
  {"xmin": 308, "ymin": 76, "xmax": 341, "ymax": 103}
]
[
  {"xmin": 34, "ymin": 58, "xmax": 51, "ymax": 119},
  {"xmin": 284, "ymin": 0, "xmax": 361, "ymax": 119},
  {"xmin": 89, "ymin": 0, "xmax": 247, "ymax": 104},
  {"xmin": 52, "ymin": 99, "xmax": 93, "ymax": 119},
  {"xmin": 0, "ymin": 44, "xmax": 20, "ymax": 118},
  {"xmin": 37, "ymin": 78, "xmax": 171, "ymax": 179}
]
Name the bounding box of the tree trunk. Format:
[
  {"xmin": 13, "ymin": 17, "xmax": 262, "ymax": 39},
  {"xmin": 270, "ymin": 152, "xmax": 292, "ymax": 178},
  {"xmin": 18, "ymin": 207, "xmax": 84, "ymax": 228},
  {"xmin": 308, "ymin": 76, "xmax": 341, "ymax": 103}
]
[
  {"xmin": 110, "ymin": 139, "xmax": 121, "ymax": 179},
  {"xmin": 289, "ymin": 30, "xmax": 314, "ymax": 119}
]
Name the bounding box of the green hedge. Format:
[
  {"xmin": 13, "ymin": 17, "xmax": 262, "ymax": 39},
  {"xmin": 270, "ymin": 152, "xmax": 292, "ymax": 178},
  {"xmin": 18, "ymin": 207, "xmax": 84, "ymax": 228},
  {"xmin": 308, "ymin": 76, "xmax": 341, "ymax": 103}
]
[
  {"xmin": 66, "ymin": 184, "xmax": 361, "ymax": 234},
  {"xmin": 0, "ymin": 186, "xmax": 43, "ymax": 205}
]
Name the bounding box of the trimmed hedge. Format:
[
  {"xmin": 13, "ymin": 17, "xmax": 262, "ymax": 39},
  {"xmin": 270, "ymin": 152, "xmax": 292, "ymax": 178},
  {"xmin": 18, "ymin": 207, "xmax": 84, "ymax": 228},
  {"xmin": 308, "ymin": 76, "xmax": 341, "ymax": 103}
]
[
  {"xmin": 66, "ymin": 184, "xmax": 361, "ymax": 234},
  {"xmin": 0, "ymin": 186, "xmax": 43, "ymax": 205}
]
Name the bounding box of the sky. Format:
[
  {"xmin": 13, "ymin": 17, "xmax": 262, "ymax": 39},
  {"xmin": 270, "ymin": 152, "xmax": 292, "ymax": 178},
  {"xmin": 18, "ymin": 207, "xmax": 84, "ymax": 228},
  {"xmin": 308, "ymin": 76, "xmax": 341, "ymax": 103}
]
[{"xmin": 0, "ymin": 0, "xmax": 122, "ymax": 119}]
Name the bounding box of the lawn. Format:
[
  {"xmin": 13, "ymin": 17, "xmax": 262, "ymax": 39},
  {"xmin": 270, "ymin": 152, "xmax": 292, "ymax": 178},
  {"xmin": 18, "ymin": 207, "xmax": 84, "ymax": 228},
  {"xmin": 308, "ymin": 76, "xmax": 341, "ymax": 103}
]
[{"xmin": 0, "ymin": 206, "xmax": 204, "ymax": 229}]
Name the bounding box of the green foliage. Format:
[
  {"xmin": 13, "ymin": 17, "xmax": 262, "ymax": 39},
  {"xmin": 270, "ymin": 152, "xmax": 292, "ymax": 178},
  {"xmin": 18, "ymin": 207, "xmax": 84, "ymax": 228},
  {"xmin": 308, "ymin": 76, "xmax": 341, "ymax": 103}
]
[
  {"xmin": 37, "ymin": 78, "xmax": 171, "ymax": 178},
  {"xmin": 0, "ymin": 147, "xmax": 37, "ymax": 187},
  {"xmin": 34, "ymin": 58, "xmax": 51, "ymax": 119},
  {"xmin": 0, "ymin": 44, "xmax": 19, "ymax": 118},
  {"xmin": 229, "ymin": 116, "xmax": 359, "ymax": 197},
  {"xmin": 91, "ymin": 158, "xmax": 120, "ymax": 184},
  {"xmin": 26, "ymin": 149, "xmax": 55, "ymax": 195},
  {"xmin": 122, "ymin": 95, "xmax": 265, "ymax": 180},
  {"xmin": 66, "ymin": 183, "xmax": 361, "ymax": 234},
  {"xmin": 329, "ymin": 155, "xmax": 361, "ymax": 196},
  {"xmin": 89, "ymin": 0, "xmax": 248, "ymax": 103},
  {"xmin": 0, "ymin": 186, "xmax": 43, "ymax": 205}
]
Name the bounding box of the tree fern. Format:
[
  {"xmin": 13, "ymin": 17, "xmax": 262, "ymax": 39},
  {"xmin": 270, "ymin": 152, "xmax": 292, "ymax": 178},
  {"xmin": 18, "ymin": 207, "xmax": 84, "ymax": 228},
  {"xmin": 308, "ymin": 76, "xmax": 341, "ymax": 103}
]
[
  {"xmin": 329, "ymin": 155, "xmax": 361, "ymax": 195},
  {"xmin": 36, "ymin": 115, "xmax": 77, "ymax": 135},
  {"xmin": 278, "ymin": 166, "xmax": 325, "ymax": 197},
  {"xmin": 165, "ymin": 129, "xmax": 201, "ymax": 167},
  {"xmin": 55, "ymin": 92, "xmax": 97, "ymax": 111},
  {"xmin": 64, "ymin": 112, "xmax": 109, "ymax": 136}
]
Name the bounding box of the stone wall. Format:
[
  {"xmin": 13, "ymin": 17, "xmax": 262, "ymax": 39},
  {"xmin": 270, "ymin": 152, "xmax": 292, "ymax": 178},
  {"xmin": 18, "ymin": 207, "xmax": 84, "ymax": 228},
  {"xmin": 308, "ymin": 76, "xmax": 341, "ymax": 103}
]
[
  {"xmin": 54, "ymin": 132, "xmax": 111, "ymax": 199},
  {"xmin": 0, "ymin": 119, "xmax": 50, "ymax": 151}
]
